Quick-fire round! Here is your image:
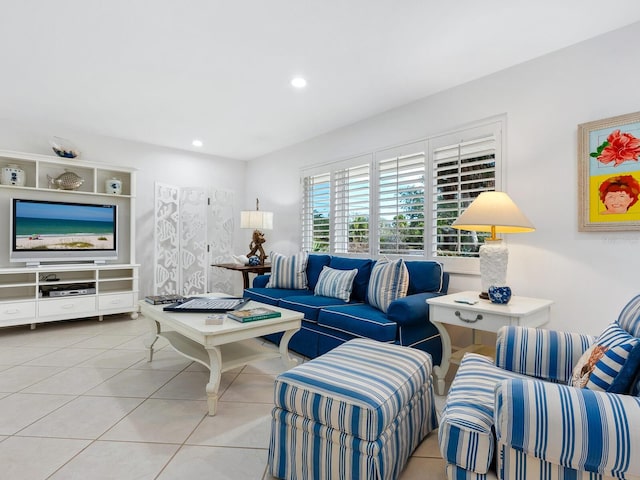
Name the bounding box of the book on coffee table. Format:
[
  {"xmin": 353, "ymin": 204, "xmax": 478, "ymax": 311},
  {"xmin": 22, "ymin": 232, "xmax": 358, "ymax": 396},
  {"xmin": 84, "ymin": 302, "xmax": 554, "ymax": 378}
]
[
  {"xmin": 227, "ymin": 307, "xmax": 282, "ymax": 323},
  {"xmin": 145, "ymin": 294, "xmax": 185, "ymax": 305}
]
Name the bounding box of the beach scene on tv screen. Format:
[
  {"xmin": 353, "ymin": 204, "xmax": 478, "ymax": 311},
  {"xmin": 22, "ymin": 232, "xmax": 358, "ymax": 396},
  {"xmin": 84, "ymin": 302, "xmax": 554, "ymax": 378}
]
[{"xmin": 15, "ymin": 202, "xmax": 115, "ymax": 251}]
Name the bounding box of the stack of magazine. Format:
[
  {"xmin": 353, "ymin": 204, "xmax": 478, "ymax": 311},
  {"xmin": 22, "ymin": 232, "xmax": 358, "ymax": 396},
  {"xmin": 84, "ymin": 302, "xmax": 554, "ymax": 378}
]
[{"xmin": 227, "ymin": 307, "xmax": 281, "ymax": 323}]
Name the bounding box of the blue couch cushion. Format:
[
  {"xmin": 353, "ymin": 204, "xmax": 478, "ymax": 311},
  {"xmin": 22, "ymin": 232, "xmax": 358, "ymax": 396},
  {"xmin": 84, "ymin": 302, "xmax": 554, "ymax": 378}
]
[
  {"xmin": 317, "ymin": 304, "xmax": 397, "ymax": 343},
  {"xmin": 280, "ymin": 295, "xmax": 350, "ymax": 322},
  {"xmin": 244, "ymin": 288, "xmax": 313, "ymax": 307},
  {"xmin": 306, "ymin": 254, "xmax": 332, "ymax": 290},
  {"xmin": 405, "ymin": 261, "xmax": 445, "ymax": 295},
  {"xmin": 328, "ymin": 257, "xmax": 374, "ymax": 302}
]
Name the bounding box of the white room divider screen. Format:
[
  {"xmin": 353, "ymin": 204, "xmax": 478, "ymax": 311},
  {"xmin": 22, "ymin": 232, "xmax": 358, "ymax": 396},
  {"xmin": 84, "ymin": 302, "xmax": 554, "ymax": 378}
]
[
  {"xmin": 154, "ymin": 183, "xmax": 236, "ymax": 296},
  {"xmin": 207, "ymin": 189, "xmax": 237, "ymax": 295}
]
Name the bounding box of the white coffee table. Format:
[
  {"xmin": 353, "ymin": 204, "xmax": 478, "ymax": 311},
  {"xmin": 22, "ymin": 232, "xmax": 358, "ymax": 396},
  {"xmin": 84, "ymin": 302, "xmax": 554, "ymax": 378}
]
[{"xmin": 140, "ymin": 296, "xmax": 302, "ymax": 415}]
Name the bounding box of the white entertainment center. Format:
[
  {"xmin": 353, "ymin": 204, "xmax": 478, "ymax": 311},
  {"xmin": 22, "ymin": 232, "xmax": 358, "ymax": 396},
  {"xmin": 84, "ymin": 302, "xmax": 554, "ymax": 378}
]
[{"xmin": 0, "ymin": 150, "xmax": 139, "ymax": 329}]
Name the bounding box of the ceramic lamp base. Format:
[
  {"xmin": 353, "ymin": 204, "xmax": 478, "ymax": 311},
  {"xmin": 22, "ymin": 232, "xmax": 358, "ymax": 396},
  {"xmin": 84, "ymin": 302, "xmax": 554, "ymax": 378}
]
[{"xmin": 479, "ymin": 239, "xmax": 508, "ymax": 294}]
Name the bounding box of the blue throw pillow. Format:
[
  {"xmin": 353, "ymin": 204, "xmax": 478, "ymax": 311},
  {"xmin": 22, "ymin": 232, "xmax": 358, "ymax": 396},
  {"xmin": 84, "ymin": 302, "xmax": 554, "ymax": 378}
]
[
  {"xmin": 306, "ymin": 254, "xmax": 332, "ymax": 290},
  {"xmin": 630, "ymin": 369, "xmax": 640, "ymax": 396},
  {"xmin": 569, "ymin": 322, "xmax": 640, "ymax": 393},
  {"xmin": 404, "ymin": 261, "xmax": 445, "ymax": 295},
  {"xmin": 367, "ymin": 258, "xmax": 409, "ymax": 313},
  {"xmin": 266, "ymin": 252, "xmax": 309, "ymax": 289},
  {"xmin": 328, "ymin": 257, "xmax": 373, "ymax": 301},
  {"xmin": 314, "ymin": 266, "xmax": 357, "ymax": 301}
]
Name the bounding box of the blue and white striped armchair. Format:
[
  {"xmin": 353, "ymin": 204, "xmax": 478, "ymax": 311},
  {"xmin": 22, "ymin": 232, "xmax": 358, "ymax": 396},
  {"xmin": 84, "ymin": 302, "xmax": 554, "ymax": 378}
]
[{"xmin": 439, "ymin": 295, "xmax": 640, "ymax": 480}]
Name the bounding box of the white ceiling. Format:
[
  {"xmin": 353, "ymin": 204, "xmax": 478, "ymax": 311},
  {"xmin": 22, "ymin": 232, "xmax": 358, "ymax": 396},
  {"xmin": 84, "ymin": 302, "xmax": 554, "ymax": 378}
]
[{"xmin": 2, "ymin": 1, "xmax": 640, "ymax": 161}]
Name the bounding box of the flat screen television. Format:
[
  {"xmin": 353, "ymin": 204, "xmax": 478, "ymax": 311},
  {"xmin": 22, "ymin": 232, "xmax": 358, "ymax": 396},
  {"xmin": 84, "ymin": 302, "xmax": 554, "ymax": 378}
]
[{"xmin": 10, "ymin": 198, "xmax": 118, "ymax": 265}]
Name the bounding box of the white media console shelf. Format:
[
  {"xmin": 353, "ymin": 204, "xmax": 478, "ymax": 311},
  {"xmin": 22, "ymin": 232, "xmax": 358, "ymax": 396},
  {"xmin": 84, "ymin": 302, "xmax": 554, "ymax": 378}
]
[
  {"xmin": 0, "ymin": 149, "xmax": 139, "ymax": 328},
  {"xmin": 0, "ymin": 264, "xmax": 139, "ymax": 328}
]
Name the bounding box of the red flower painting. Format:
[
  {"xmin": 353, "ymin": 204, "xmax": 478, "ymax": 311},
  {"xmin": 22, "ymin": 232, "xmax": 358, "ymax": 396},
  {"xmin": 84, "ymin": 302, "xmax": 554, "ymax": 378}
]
[{"xmin": 591, "ymin": 129, "xmax": 640, "ymax": 167}]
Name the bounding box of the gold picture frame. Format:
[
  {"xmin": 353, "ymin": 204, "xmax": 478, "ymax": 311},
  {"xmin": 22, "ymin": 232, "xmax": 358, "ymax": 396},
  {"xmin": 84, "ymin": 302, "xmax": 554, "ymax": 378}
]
[{"xmin": 578, "ymin": 111, "xmax": 640, "ymax": 231}]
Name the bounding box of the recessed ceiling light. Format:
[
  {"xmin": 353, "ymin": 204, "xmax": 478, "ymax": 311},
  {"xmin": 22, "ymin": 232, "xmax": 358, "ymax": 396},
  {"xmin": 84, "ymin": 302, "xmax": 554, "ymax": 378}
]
[
  {"xmin": 192, "ymin": 139, "xmax": 203, "ymax": 147},
  {"xmin": 291, "ymin": 77, "xmax": 307, "ymax": 88}
]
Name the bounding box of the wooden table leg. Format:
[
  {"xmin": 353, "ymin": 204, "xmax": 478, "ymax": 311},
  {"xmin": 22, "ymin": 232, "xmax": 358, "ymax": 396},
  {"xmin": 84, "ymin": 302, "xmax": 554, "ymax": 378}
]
[{"xmin": 241, "ymin": 271, "xmax": 250, "ymax": 289}]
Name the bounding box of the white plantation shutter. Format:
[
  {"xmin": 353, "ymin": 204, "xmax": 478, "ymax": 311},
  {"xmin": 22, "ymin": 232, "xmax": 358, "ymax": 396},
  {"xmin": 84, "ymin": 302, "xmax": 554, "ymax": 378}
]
[
  {"xmin": 300, "ymin": 117, "xmax": 503, "ymax": 265},
  {"xmin": 432, "ymin": 131, "xmax": 498, "ymax": 257},
  {"xmin": 376, "ymin": 142, "xmax": 426, "ymax": 256},
  {"xmin": 301, "ymin": 154, "xmax": 371, "ymax": 254},
  {"xmin": 333, "ymin": 163, "xmax": 370, "ymax": 253},
  {"xmin": 302, "ymin": 173, "xmax": 331, "ymax": 252}
]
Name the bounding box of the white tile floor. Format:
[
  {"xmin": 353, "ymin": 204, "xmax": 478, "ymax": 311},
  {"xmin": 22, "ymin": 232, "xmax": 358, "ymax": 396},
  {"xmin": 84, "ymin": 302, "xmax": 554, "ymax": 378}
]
[{"xmin": 0, "ymin": 314, "xmax": 449, "ymax": 480}]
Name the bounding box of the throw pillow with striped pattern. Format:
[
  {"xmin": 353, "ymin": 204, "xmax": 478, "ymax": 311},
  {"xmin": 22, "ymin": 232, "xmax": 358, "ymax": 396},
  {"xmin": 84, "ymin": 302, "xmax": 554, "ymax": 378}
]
[
  {"xmin": 367, "ymin": 258, "xmax": 409, "ymax": 313},
  {"xmin": 569, "ymin": 322, "xmax": 640, "ymax": 393},
  {"xmin": 313, "ymin": 266, "xmax": 357, "ymax": 301},
  {"xmin": 266, "ymin": 252, "xmax": 309, "ymax": 289}
]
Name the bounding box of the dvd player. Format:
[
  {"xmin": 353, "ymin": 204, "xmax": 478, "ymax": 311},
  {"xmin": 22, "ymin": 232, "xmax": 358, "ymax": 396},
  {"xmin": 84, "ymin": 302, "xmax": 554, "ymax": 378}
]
[
  {"xmin": 49, "ymin": 288, "xmax": 96, "ymax": 297},
  {"xmin": 40, "ymin": 284, "xmax": 96, "ymax": 297}
]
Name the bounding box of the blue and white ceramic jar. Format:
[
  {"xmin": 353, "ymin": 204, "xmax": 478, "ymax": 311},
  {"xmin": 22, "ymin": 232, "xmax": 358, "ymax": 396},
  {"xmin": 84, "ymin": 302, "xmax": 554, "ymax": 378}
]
[
  {"xmin": 105, "ymin": 177, "xmax": 122, "ymax": 195},
  {"xmin": 1, "ymin": 164, "xmax": 25, "ymax": 186},
  {"xmin": 248, "ymin": 255, "xmax": 261, "ymax": 266},
  {"xmin": 488, "ymin": 286, "xmax": 512, "ymax": 304}
]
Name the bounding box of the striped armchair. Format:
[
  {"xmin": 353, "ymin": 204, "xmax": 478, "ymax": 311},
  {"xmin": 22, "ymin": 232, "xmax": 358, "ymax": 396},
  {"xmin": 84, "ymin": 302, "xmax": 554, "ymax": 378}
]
[{"xmin": 439, "ymin": 295, "xmax": 640, "ymax": 480}]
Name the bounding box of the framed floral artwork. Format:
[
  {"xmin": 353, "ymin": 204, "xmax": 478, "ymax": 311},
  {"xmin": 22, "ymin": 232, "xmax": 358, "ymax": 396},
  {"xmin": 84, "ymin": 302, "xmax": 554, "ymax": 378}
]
[{"xmin": 578, "ymin": 111, "xmax": 640, "ymax": 231}]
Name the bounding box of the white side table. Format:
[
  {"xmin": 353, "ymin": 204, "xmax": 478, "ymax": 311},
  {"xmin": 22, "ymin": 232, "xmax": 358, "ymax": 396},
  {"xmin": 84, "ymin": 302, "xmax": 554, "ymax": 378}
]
[{"xmin": 427, "ymin": 291, "xmax": 553, "ymax": 395}]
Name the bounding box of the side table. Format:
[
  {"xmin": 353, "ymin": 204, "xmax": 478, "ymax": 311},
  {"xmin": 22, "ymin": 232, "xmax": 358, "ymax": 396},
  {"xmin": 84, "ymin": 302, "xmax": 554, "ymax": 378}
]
[
  {"xmin": 427, "ymin": 291, "xmax": 553, "ymax": 395},
  {"xmin": 212, "ymin": 263, "xmax": 271, "ymax": 290}
]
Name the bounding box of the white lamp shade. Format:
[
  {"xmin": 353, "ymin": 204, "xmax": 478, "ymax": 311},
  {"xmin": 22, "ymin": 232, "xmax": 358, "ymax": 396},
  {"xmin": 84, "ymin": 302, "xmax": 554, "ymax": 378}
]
[
  {"xmin": 240, "ymin": 210, "xmax": 273, "ymax": 230},
  {"xmin": 451, "ymin": 191, "xmax": 535, "ymax": 234}
]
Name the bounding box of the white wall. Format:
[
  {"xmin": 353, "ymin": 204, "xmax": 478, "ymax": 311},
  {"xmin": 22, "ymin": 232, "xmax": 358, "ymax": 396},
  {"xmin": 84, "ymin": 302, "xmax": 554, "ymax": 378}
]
[
  {"xmin": 0, "ymin": 119, "xmax": 246, "ymax": 297},
  {"xmin": 246, "ymin": 22, "xmax": 640, "ymax": 335}
]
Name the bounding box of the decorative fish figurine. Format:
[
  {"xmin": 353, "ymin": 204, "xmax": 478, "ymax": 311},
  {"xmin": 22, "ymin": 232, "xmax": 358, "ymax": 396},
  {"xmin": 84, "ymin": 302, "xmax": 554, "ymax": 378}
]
[{"xmin": 47, "ymin": 170, "xmax": 84, "ymax": 190}]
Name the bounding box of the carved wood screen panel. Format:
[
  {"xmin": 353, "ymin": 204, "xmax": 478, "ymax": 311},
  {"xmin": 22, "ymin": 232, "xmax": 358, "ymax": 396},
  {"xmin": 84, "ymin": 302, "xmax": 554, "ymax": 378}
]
[{"xmin": 154, "ymin": 184, "xmax": 235, "ymax": 296}]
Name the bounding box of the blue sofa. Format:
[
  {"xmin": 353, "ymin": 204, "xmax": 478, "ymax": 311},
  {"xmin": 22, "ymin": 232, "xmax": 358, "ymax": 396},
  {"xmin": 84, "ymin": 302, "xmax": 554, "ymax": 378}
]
[{"xmin": 244, "ymin": 254, "xmax": 449, "ymax": 362}]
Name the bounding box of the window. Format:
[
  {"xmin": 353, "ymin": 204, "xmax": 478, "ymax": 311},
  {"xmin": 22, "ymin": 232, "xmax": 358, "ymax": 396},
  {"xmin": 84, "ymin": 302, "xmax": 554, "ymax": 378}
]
[
  {"xmin": 301, "ymin": 118, "xmax": 502, "ymax": 264},
  {"xmin": 301, "ymin": 155, "xmax": 371, "ymax": 254},
  {"xmin": 376, "ymin": 142, "xmax": 426, "ymax": 256},
  {"xmin": 333, "ymin": 163, "xmax": 370, "ymax": 254},
  {"xmin": 301, "ymin": 173, "xmax": 331, "ymax": 253},
  {"xmin": 432, "ymin": 133, "xmax": 497, "ymax": 258}
]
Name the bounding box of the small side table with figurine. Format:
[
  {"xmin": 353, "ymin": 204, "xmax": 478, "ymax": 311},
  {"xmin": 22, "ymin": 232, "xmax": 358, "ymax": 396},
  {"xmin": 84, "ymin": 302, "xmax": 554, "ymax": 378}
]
[{"xmin": 212, "ymin": 263, "xmax": 271, "ymax": 290}]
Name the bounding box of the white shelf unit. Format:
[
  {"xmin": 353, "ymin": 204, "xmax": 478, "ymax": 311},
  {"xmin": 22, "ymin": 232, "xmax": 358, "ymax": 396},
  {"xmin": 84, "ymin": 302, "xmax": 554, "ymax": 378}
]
[
  {"xmin": 0, "ymin": 264, "xmax": 139, "ymax": 328},
  {"xmin": 0, "ymin": 150, "xmax": 135, "ymax": 196},
  {"xmin": 0, "ymin": 150, "xmax": 139, "ymax": 328}
]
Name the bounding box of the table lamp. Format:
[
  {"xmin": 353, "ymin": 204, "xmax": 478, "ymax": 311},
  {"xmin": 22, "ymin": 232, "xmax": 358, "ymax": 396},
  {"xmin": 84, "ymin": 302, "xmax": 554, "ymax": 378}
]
[
  {"xmin": 240, "ymin": 198, "xmax": 273, "ymax": 265},
  {"xmin": 451, "ymin": 191, "xmax": 534, "ymax": 299}
]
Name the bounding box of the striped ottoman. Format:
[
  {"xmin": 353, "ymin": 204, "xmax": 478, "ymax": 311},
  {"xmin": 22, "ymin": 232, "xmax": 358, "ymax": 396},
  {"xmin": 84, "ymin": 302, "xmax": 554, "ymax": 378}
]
[{"xmin": 268, "ymin": 338, "xmax": 437, "ymax": 480}]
